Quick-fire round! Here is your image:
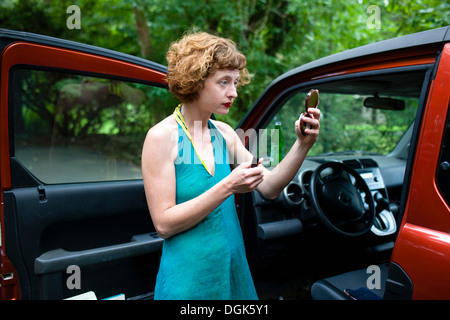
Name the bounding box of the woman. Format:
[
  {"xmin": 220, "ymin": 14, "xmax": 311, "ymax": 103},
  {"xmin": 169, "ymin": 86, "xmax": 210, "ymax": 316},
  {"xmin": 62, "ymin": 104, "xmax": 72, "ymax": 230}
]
[{"xmin": 141, "ymin": 31, "xmax": 320, "ymax": 300}]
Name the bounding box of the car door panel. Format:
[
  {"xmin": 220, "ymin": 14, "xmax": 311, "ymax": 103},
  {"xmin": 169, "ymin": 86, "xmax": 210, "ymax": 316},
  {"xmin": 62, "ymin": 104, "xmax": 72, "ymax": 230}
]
[{"xmin": 4, "ymin": 181, "xmax": 162, "ymax": 299}]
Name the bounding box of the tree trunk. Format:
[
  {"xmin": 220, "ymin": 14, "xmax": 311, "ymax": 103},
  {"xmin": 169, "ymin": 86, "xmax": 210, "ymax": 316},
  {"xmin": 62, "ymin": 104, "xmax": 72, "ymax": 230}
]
[{"xmin": 133, "ymin": 7, "xmax": 152, "ymax": 59}]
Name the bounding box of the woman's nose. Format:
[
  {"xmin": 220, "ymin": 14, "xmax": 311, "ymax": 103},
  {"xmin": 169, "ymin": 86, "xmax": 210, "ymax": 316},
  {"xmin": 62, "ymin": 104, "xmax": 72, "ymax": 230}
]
[{"xmin": 227, "ymin": 85, "xmax": 237, "ymax": 98}]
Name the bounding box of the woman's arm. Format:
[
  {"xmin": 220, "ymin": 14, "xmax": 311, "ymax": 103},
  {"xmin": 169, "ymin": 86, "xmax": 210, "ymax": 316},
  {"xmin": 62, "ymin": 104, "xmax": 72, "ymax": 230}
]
[
  {"xmin": 221, "ymin": 107, "xmax": 321, "ymax": 200},
  {"xmin": 142, "ymin": 119, "xmax": 264, "ymax": 239},
  {"xmin": 258, "ymin": 108, "xmax": 320, "ymax": 199}
]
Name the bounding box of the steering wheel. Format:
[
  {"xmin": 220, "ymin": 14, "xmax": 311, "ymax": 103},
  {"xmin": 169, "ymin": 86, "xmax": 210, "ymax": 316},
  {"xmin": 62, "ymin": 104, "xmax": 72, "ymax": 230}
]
[{"xmin": 309, "ymin": 162, "xmax": 375, "ymax": 237}]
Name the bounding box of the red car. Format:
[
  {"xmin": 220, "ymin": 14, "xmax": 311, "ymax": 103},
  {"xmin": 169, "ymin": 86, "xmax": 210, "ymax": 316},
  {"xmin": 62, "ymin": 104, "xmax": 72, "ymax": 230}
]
[{"xmin": 0, "ymin": 27, "xmax": 449, "ymax": 300}]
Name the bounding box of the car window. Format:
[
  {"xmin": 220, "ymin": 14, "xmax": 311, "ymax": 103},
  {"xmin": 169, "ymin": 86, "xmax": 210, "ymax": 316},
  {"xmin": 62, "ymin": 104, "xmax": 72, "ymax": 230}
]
[
  {"xmin": 12, "ymin": 68, "xmax": 174, "ymax": 184},
  {"xmin": 261, "ymin": 70, "xmax": 425, "ymax": 166},
  {"xmin": 437, "ymin": 107, "xmax": 450, "ymax": 206}
]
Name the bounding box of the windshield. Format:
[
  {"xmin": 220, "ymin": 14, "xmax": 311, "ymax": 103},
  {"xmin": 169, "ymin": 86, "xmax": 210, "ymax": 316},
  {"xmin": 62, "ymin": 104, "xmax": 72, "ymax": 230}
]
[{"xmin": 263, "ymin": 70, "xmax": 424, "ymax": 164}]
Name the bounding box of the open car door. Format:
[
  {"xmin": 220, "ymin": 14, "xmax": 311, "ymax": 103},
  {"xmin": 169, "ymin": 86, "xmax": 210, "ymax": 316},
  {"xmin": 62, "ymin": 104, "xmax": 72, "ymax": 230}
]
[{"xmin": 0, "ymin": 29, "xmax": 169, "ymax": 299}]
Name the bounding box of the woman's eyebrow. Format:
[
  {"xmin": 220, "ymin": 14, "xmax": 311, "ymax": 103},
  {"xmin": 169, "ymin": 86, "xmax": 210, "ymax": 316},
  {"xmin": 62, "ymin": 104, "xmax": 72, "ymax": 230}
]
[{"xmin": 218, "ymin": 75, "xmax": 240, "ymax": 81}]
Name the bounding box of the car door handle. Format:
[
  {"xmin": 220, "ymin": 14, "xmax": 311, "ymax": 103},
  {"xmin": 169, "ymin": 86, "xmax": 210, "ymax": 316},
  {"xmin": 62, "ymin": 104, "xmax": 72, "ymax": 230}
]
[{"xmin": 34, "ymin": 232, "xmax": 163, "ymax": 275}]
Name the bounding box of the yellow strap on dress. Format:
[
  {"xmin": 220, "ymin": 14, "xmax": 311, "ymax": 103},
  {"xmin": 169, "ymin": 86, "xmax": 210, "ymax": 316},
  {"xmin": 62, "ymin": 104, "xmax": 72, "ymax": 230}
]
[{"xmin": 173, "ymin": 105, "xmax": 213, "ymax": 176}]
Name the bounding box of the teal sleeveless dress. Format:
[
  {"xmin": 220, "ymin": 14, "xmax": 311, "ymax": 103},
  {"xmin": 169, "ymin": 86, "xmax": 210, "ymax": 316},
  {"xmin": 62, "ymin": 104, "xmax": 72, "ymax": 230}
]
[{"xmin": 153, "ymin": 116, "xmax": 258, "ymax": 300}]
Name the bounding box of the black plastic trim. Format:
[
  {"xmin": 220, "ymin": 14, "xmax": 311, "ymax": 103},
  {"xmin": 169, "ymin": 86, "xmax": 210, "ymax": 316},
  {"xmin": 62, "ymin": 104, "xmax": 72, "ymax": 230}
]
[{"xmin": 383, "ymin": 262, "xmax": 413, "ymax": 300}]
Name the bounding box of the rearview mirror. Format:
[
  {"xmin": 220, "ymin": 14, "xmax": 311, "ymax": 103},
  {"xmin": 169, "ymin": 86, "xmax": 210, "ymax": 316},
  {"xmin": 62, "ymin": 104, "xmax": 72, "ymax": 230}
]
[{"xmin": 364, "ymin": 97, "xmax": 405, "ymax": 111}]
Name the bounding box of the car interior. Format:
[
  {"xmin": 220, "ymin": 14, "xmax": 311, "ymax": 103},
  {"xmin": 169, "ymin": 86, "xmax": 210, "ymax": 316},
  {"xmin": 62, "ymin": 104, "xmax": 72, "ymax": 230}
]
[{"xmin": 241, "ymin": 66, "xmax": 431, "ymax": 299}]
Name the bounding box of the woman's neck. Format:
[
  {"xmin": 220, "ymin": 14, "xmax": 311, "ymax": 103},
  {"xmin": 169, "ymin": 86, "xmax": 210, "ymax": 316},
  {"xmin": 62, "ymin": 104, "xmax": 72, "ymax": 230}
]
[{"xmin": 180, "ymin": 102, "xmax": 211, "ymax": 132}]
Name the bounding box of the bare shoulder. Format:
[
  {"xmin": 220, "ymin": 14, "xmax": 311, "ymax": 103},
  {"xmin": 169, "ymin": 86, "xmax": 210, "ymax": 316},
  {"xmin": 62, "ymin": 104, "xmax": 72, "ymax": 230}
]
[
  {"xmin": 144, "ymin": 116, "xmax": 177, "ymax": 144},
  {"xmin": 142, "ymin": 115, "xmax": 178, "ymax": 162}
]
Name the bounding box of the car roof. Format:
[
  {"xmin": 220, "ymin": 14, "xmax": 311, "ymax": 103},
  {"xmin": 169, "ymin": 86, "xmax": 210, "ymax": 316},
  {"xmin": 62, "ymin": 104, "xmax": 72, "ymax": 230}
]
[
  {"xmin": 273, "ymin": 26, "xmax": 450, "ymax": 84},
  {"xmin": 0, "ymin": 28, "xmax": 167, "ymax": 73}
]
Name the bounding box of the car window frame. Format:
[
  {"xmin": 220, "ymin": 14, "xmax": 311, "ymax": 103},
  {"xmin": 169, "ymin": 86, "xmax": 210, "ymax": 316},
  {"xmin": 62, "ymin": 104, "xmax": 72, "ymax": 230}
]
[
  {"xmin": 246, "ymin": 64, "xmax": 435, "ymax": 229},
  {"xmin": 1, "ymin": 41, "xmax": 167, "ymax": 191},
  {"xmin": 248, "ymin": 65, "xmax": 434, "ymax": 157},
  {"xmin": 9, "ymin": 64, "xmax": 171, "ymax": 186},
  {"xmin": 436, "ymin": 105, "xmax": 450, "ymax": 206}
]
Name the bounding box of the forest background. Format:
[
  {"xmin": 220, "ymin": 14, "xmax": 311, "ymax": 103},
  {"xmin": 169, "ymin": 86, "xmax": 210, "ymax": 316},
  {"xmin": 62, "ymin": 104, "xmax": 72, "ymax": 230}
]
[{"xmin": 1, "ymin": 0, "xmax": 448, "ymax": 128}]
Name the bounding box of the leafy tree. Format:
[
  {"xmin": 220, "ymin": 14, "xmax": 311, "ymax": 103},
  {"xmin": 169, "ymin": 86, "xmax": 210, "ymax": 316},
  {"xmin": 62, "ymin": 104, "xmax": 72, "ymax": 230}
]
[{"xmin": 1, "ymin": 0, "xmax": 448, "ymax": 129}]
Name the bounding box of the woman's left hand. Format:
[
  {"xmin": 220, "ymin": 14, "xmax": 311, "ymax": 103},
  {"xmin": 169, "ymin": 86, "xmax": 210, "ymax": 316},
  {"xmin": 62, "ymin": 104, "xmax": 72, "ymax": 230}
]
[{"xmin": 295, "ymin": 107, "xmax": 321, "ymax": 146}]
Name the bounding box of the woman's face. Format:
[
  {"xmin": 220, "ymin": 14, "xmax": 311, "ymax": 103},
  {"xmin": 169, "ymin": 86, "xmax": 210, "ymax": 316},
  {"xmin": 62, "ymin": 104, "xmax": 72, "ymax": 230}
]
[{"xmin": 196, "ymin": 69, "xmax": 240, "ymax": 115}]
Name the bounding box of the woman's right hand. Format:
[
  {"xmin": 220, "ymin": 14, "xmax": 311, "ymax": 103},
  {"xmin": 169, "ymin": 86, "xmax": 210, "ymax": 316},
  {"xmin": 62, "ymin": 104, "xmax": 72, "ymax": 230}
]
[{"xmin": 226, "ymin": 160, "xmax": 264, "ymax": 194}]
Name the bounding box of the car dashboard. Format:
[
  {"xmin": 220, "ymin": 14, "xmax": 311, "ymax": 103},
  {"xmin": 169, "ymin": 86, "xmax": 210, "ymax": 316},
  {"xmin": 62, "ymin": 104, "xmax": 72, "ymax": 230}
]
[{"xmin": 247, "ymin": 154, "xmax": 405, "ymax": 256}]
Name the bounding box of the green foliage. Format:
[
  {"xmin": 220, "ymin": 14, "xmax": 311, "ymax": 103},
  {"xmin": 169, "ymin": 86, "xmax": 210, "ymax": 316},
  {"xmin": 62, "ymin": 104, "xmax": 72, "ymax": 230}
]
[{"xmin": 1, "ymin": 0, "xmax": 448, "ymax": 130}]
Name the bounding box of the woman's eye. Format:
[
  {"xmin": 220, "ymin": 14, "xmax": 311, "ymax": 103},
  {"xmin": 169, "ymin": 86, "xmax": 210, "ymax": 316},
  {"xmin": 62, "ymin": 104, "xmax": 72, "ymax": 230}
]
[{"xmin": 219, "ymin": 79, "xmax": 238, "ymax": 87}]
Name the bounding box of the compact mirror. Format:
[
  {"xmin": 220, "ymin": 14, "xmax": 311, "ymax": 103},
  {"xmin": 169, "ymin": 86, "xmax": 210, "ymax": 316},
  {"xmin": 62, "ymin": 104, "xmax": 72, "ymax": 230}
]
[
  {"xmin": 299, "ymin": 89, "xmax": 319, "ymax": 136},
  {"xmin": 305, "ymin": 89, "xmax": 319, "ymax": 111}
]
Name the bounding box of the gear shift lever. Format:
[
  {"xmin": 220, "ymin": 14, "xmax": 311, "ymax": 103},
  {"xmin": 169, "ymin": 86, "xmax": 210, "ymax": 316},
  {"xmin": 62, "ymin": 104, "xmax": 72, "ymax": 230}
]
[{"xmin": 374, "ymin": 192, "xmax": 389, "ymax": 214}]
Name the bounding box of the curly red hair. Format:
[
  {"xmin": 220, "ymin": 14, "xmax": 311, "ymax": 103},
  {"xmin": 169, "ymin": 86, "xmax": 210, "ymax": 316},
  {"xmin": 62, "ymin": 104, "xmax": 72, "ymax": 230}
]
[{"xmin": 166, "ymin": 31, "xmax": 251, "ymax": 103}]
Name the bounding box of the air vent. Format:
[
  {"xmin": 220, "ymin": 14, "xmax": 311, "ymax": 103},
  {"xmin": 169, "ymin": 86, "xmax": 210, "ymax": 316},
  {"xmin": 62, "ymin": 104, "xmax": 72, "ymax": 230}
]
[
  {"xmin": 343, "ymin": 159, "xmax": 362, "ymax": 169},
  {"xmin": 343, "ymin": 158, "xmax": 378, "ymax": 169},
  {"xmin": 283, "ymin": 182, "xmax": 303, "ymax": 206},
  {"xmin": 360, "ymin": 158, "xmax": 378, "ymax": 168}
]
